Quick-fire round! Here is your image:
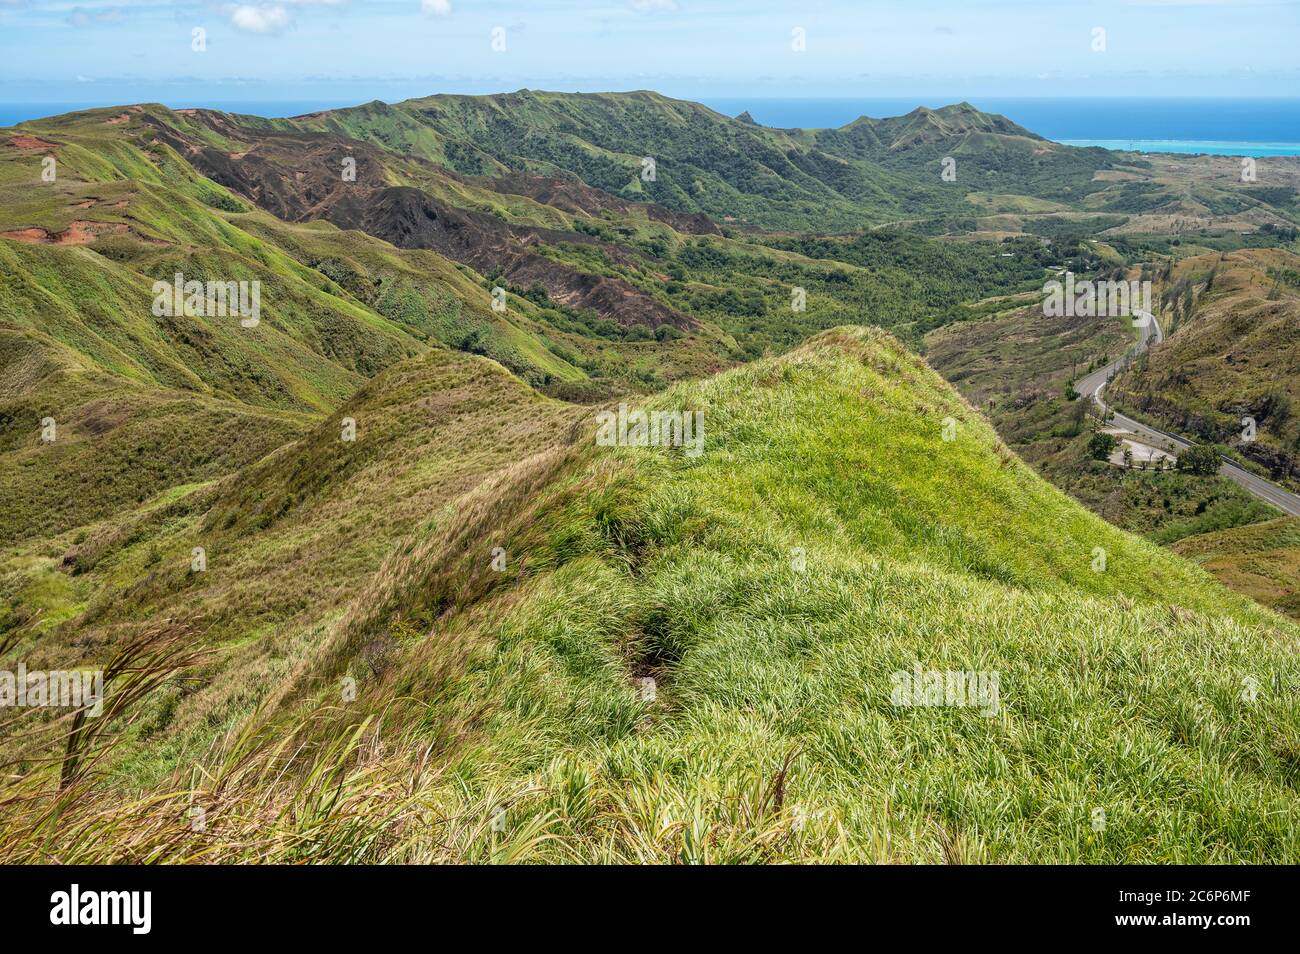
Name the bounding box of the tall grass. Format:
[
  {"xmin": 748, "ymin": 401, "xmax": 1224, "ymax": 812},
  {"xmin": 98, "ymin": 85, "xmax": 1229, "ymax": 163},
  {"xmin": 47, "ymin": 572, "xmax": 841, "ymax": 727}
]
[{"xmin": 4, "ymin": 327, "xmax": 1297, "ymax": 863}]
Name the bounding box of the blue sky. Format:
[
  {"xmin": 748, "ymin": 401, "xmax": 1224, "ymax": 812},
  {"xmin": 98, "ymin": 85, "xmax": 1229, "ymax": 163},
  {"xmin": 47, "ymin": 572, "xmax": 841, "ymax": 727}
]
[{"xmin": 0, "ymin": 0, "xmax": 1297, "ymax": 105}]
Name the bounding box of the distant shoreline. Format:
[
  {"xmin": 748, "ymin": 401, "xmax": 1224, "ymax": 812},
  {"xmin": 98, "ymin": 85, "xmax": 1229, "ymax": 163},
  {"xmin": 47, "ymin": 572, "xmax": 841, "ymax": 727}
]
[{"xmin": 1059, "ymin": 139, "xmax": 1300, "ymax": 158}]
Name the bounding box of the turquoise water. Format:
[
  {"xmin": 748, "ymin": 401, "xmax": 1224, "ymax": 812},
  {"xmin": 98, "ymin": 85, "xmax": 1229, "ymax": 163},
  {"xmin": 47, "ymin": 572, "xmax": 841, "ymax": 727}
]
[
  {"xmin": 1060, "ymin": 140, "xmax": 1299, "ymax": 157},
  {"xmin": 701, "ymin": 97, "xmax": 1300, "ymax": 155}
]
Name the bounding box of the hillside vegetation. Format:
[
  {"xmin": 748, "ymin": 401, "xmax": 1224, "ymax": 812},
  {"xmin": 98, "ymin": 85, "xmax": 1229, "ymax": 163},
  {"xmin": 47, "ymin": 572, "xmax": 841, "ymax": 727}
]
[
  {"xmin": 1108, "ymin": 249, "xmax": 1300, "ymax": 489},
  {"xmin": 1173, "ymin": 517, "xmax": 1300, "ymax": 621},
  {"xmin": 924, "ymin": 291, "xmax": 1282, "ymax": 545},
  {"xmin": 3, "ymin": 329, "xmax": 1296, "ymax": 863},
  {"xmin": 280, "ymin": 92, "xmax": 1300, "ymax": 236},
  {"xmin": 3, "ymin": 93, "xmax": 1299, "ymax": 865}
]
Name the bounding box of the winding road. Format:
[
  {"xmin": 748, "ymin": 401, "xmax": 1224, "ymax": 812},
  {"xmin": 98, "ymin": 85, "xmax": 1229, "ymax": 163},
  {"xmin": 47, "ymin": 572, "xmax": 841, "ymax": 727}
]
[{"xmin": 1074, "ymin": 310, "xmax": 1300, "ymax": 518}]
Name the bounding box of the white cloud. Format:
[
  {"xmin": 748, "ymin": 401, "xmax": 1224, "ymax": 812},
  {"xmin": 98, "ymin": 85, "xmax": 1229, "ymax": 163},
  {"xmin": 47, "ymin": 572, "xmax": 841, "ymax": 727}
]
[
  {"xmin": 421, "ymin": 0, "xmax": 451, "ymax": 15},
  {"xmin": 221, "ymin": 1, "xmax": 345, "ymax": 36},
  {"xmin": 631, "ymin": 0, "xmax": 678, "ymax": 10},
  {"xmin": 230, "ymin": 4, "xmax": 291, "ymax": 34},
  {"xmin": 66, "ymin": 6, "xmax": 124, "ymax": 27}
]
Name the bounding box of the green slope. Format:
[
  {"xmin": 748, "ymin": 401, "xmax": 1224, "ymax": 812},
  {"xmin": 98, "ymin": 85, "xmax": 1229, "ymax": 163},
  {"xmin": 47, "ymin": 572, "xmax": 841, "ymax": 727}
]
[
  {"xmin": 308, "ymin": 326, "xmax": 1297, "ymax": 863},
  {"xmin": 230, "ymin": 214, "xmax": 586, "ymax": 387},
  {"xmin": 8, "ymin": 327, "xmax": 1295, "ymax": 863},
  {"xmin": 284, "ymin": 90, "xmax": 960, "ymax": 231},
  {"xmin": 811, "ymin": 103, "xmax": 1115, "ymax": 206},
  {"xmin": 2, "ymin": 105, "xmax": 595, "ymax": 397},
  {"xmin": 1174, "ymin": 517, "xmax": 1300, "ymax": 620},
  {"xmin": 0, "ymin": 329, "xmax": 310, "ymax": 549},
  {"xmin": 0, "ymin": 343, "xmax": 586, "ymax": 783},
  {"xmin": 0, "ymin": 103, "xmax": 611, "ymax": 554},
  {"xmin": 1108, "ymin": 249, "xmax": 1300, "ymax": 489}
]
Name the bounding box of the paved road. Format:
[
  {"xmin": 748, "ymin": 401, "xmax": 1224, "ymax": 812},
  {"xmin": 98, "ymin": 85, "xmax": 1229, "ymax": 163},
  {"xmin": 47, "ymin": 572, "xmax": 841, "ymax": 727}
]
[{"xmin": 1075, "ymin": 310, "xmax": 1300, "ymax": 518}]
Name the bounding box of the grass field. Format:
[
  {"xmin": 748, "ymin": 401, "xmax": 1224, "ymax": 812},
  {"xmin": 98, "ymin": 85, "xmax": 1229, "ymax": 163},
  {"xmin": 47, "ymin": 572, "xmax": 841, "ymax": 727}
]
[
  {"xmin": 1173, "ymin": 517, "xmax": 1300, "ymax": 621},
  {"xmin": 4, "ymin": 328, "xmax": 1296, "ymax": 863}
]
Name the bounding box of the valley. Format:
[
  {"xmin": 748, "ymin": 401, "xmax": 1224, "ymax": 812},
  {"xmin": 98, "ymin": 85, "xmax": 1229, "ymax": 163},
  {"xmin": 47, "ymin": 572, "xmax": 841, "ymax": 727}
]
[{"xmin": 1, "ymin": 91, "xmax": 1298, "ymax": 864}]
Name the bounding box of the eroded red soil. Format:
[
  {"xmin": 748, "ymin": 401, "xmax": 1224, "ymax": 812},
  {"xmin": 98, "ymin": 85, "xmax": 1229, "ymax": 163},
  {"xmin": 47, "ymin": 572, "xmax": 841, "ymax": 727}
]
[
  {"xmin": 0, "ymin": 221, "xmax": 130, "ymax": 245},
  {"xmin": 8, "ymin": 135, "xmax": 58, "ymax": 151}
]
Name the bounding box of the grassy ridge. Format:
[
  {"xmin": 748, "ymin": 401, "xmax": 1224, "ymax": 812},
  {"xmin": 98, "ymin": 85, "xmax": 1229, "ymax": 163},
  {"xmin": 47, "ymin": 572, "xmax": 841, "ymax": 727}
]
[
  {"xmin": 7, "ymin": 328, "xmax": 1295, "ymax": 863},
  {"xmin": 287, "ymin": 327, "xmax": 1300, "ymax": 863},
  {"xmin": 0, "ymin": 344, "xmax": 585, "ymax": 789}
]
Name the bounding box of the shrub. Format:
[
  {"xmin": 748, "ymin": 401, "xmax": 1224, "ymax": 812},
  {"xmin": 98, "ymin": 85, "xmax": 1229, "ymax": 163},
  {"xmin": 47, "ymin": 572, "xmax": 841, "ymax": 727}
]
[
  {"xmin": 1088, "ymin": 432, "xmax": 1117, "ymax": 461},
  {"xmin": 1178, "ymin": 444, "xmax": 1221, "ymax": 476}
]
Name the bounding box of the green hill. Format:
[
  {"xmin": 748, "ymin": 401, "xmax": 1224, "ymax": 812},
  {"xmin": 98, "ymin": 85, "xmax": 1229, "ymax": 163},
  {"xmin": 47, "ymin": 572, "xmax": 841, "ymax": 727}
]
[
  {"xmin": 1174, "ymin": 517, "xmax": 1300, "ymax": 620},
  {"xmin": 0, "ymin": 343, "xmax": 584, "ymax": 775},
  {"xmin": 5, "ymin": 328, "xmax": 1295, "ymax": 863},
  {"xmin": 810, "ymin": 103, "xmax": 1112, "ymax": 205},
  {"xmin": 284, "ymin": 91, "xmax": 922, "ymax": 230}
]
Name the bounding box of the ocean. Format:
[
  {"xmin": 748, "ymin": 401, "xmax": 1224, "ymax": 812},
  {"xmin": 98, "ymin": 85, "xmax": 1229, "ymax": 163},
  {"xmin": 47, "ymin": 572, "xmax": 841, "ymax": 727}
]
[
  {"xmin": 700, "ymin": 97, "xmax": 1300, "ymax": 158},
  {"xmin": 2, "ymin": 96, "xmax": 1297, "ymax": 157},
  {"xmin": 1056, "ymin": 140, "xmax": 1300, "ymax": 157}
]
